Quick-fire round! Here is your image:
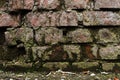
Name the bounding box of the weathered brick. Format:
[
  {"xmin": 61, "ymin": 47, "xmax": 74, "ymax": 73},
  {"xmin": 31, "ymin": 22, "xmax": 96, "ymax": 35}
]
[
  {"xmin": 31, "ymin": 45, "xmax": 81, "ymax": 62},
  {"xmin": 59, "ymin": 11, "xmax": 78, "ymax": 26},
  {"xmin": 63, "ymin": 45, "xmax": 81, "ymax": 61},
  {"xmin": 102, "ymin": 63, "xmax": 115, "ymax": 71},
  {"xmin": 26, "ymin": 12, "xmax": 49, "ymax": 28},
  {"xmin": 8, "ymin": 0, "xmax": 34, "ymax": 11},
  {"xmin": 26, "ymin": 11, "xmax": 78, "ymax": 27},
  {"xmin": 95, "ymin": 0, "xmax": 120, "ymax": 9},
  {"xmin": 67, "ymin": 29, "xmax": 93, "ymax": 43},
  {"xmin": 96, "ymin": 28, "xmax": 118, "ymax": 43},
  {"xmin": 0, "ymin": 13, "xmax": 20, "ymax": 27},
  {"xmin": 43, "ymin": 62, "xmax": 69, "ymax": 71},
  {"xmin": 83, "ymin": 11, "xmax": 120, "ymax": 26},
  {"xmin": 44, "ymin": 27, "xmax": 64, "ymax": 44},
  {"xmin": 99, "ymin": 45, "xmax": 120, "ymax": 59},
  {"xmin": 8, "ymin": 0, "xmax": 23, "ymax": 11},
  {"xmin": 5, "ymin": 28, "xmax": 33, "ymax": 46},
  {"xmin": 82, "ymin": 44, "xmax": 98, "ymax": 60},
  {"xmin": 24, "ymin": 0, "xmax": 34, "ymax": 10},
  {"xmin": 35, "ymin": 27, "xmax": 64, "ymax": 45},
  {"xmin": 31, "ymin": 46, "xmax": 50, "ymax": 61},
  {"xmin": 65, "ymin": 0, "xmax": 89, "ymax": 9},
  {"xmin": 36, "ymin": 0, "xmax": 60, "ymax": 10},
  {"xmin": 72, "ymin": 62, "xmax": 99, "ymax": 70},
  {"xmin": 0, "ymin": 0, "xmax": 7, "ymax": 11}
]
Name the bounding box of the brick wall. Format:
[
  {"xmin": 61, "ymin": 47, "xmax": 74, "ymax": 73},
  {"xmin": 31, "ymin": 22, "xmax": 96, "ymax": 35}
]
[{"xmin": 0, "ymin": 0, "xmax": 120, "ymax": 72}]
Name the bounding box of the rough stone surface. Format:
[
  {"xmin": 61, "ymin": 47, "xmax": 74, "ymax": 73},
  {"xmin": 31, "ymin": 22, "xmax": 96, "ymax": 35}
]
[
  {"xmin": 1, "ymin": 0, "xmax": 120, "ymax": 72},
  {"xmin": 67, "ymin": 29, "xmax": 93, "ymax": 43},
  {"xmin": 31, "ymin": 45, "xmax": 81, "ymax": 62},
  {"xmin": 37, "ymin": 0, "xmax": 60, "ymax": 10},
  {"xmin": 5, "ymin": 28, "xmax": 33, "ymax": 46},
  {"xmin": 44, "ymin": 27, "xmax": 64, "ymax": 44},
  {"xmin": 59, "ymin": 11, "xmax": 78, "ymax": 26},
  {"xmin": 95, "ymin": 0, "xmax": 120, "ymax": 9},
  {"xmin": 83, "ymin": 11, "xmax": 120, "ymax": 26},
  {"xmin": 65, "ymin": 0, "xmax": 89, "ymax": 9},
  {"xmin": 0, "ymin": 13, "xmax": 20, "ymax": 27},
  {"xmin": 43, "ymin": 45, "xmax": 69, "ymax": 61},
  {"xmin": 102, "ymin": 63, "xmax": 115, "ymax": 71},
  {"xmin": 24, "ymin": 0, "xmax": 34, "ymax": 10},
  {"xmin": 83, "ymin": 44, "xmax": 98, "ymax": 60},
  {"xmin": 35, "ymin": 27, "xmax": 64, "ymax": 45},
  {"xmin": 63, "ymin": 45, "xmax": 81, "ymax": 61},
  {"xmin": 26, "ymin": 11, "xmax": 78, "ymax": 27},
  {"xmin": 26, "ymin": 12, "xmax": 48, "ymax": 28},
  {"xmin": 96, "ymin": 28, "xmax": 118, "ymax": 43},
  {"xmin": 43, "ymin": 62, "xmax": 69, "ymax": 70},
  {"xmin": 72, "ymin": 62, "xmax": 99, "ymax": 70},
  {"xmin": 8, "ymin": 0, "xmax": 23, "ymax": 11},
  {"xmin": 8, "ymin": 0, "xmax": 34, "ymax": 11},
  {"xmin": 31, "ymin": 46, "xmax": 50, "ymax": 61},
  {"xmin": 99, "ymin": 45, "xmax": 120, "ymax": 59}
]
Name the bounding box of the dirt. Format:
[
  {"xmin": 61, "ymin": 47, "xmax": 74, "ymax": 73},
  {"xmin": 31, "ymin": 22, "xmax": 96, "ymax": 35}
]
[{"xmin": 0, "ymin": 69, "xmax": 119, "ymax": 80}]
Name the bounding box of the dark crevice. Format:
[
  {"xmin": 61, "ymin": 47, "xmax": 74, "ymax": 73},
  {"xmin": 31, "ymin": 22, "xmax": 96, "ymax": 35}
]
[{"xmin": 94, "ymin": 8, "xmax": 120, "ymax": 12}]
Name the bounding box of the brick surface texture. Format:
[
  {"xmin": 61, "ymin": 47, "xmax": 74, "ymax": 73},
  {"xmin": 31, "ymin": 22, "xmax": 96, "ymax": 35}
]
[{"xmin": 0, "ymin": 0, "xmax": 120, "ymax": 72}]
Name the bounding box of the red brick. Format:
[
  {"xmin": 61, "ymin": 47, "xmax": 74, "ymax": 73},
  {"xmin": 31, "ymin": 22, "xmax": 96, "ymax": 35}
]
[
  {"xmin": 24, "ymin": 0, "xmax": 34, "ymax": 10},
  {"xmin": 26, "ymin": 12, "xmax": 48, "ymax": 28},
  {"xmin": 36, "ymin": 0, "xmax": 60, "ymax": 9},
  {"xmin": 0, "ymin": 13, "xmax": 20, "ymax": 27},
  {"xmin": 95, "ymin": 0, "xmax": 120, "ymax": 9},
  {"xmin": 8, "ymin": 0, "xmax": 23, "ymax": 11},
  {"xmin": 67, "ymin": 29, "xmax": 93, "ymax": 43},
  {"xmin": 59, "ymin": 11, "xmax": 78, "ymax": 26},
  {"xmin": 8, "ymin": 0, "xmax": 34, "ymax": 11},
  {"xmin": 83, "ymin": 11, "xmax": 120, "ymax": 26},
  {"xmin": 26, "ymin": 11, "xmax": 78, "ymax": 27},
  {"xmin": 65, "ymin": 0, "xmax": 89, "ymax": 9}
]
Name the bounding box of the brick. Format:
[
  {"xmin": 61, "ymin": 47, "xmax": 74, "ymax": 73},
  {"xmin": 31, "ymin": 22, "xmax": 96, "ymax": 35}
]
[
  {"xmin": 35, "ymin": 27, "xmax": 64, "ymax": 45},
  {"xmin": 59, "ymin": 11, "xmax": 78, "ymax": 26},
  {"xmin": 102, "ymin": 63, "xmax": 115, "ymax": 71},
  {"xmin": 8, "ymin": 0, "xmax": 34, "ymax": 11},
  {"xmin": 65, "ymin": 0, "xmax": 89, "ymax": 9},
  {"xmin": 43, "ymin": 45, "xmax": 69, "ymax": 61},
  {"xmin": 26, "ymin": 11, "xmax": 78, "ymax": 27},
  {"xmin": 8, "ymin": 0, "xmax": 23, "ymax": 11},
  {"xmin": 26, "ymin": 12, "xmax": 49, "ymax": 28},
  {"xmin": 96, "ymin": 28, "xmax": 118, "ymax": 43},
  {"xmin": 72, "ymin": 62, "xmax": 99, "ymax": 70},
  {"xmin": 31, "ymin": 45, "xmax": 81, "ymax": 62},
  {"xmin": 82, "ymin": 44, "xmax": 98, "ymax": 60},
  {"xmin": 36, "ymin": 0, "xmax": 60, "ymax": 10},
  {"xmin": 99, "ymin": 45, "xmax": 120, "ymax": 59},
  {"xmin": 95, "ymin": 0, "xmax": 120, "ymax": 9},
  {"xmin": 23, "ymin": 0, "xmax": 34, "ymax": 10},
  {"xmin": 44, "ymin": 27, "xmax": 64, "ymax": 44},
  {"xmin": 0, "ymin": 13, "xmax": 20, "ymax": 27},
  {"xmin": 63, "ymin": 45, "xmax": 81, "ymax": 61},
  {"xmin": 83, "ymin": 11, "xmax": 120, "ymax": 26},
  {"xmin": 43, "ymin": 62, "xmax": 69, "ymax": 71},
  {"xmin": 67, "ymin": 29, "xmax": 93, "ymax": 43},
  {"xmin": 5, "ymin": 28, "xmax": 33, "ymax": 46},
  {"xmin": 0, "ymin": 0, "xmax": 7, "ymax": 11},
  {"xmin": 31, "ymin": 46, "xmax": 50, "ymax": 61}
]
